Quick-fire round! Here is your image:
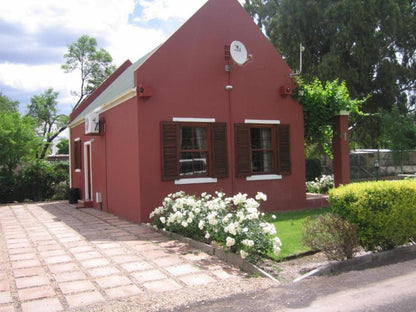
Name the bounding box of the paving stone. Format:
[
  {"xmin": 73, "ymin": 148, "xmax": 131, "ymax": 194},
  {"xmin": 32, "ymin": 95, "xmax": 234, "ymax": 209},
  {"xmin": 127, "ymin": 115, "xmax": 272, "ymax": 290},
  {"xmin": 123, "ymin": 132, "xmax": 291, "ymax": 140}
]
[
  {"xmin": 105, "ymin": 284, "xmax": 143, "ymax": 299},
  {"xmin": 65, "ymin": 290, "xmax": 105, "ymax": 308},
  {"xmin": 152, "ymin": 256, "xmax": 184, "ymax": 267},
  {"xmin": 53, "ymin": 270, "xmax": 86, "ymax": 282},
  {"xmin": 131, "ymin": 270, "xmax": 168, "ymax": 282},
  {"xmin": 0, "ymin": 304, "xmax": 15, "ymax": 312},
  {"xmin": 142, "ymin": 279, "xmax": 182, "ymax": 292},
  {"xmin": 121, "ymin": 261, "xmax": 153, "ymax": 272},
  {"xmin": 15, "ymin": 275, "xmax": 50, "ymax": 289},
  {"xmin": 58, "ymin": 280, "xmax": 95, "ymax": 294},
  {"xmin": 165, "ymin": 264, "xmax": 200, "ymax": 276},
  {"xmin": 87, "ymin": 266, "xmax": 120, "ymax": 277},
  {"xmin": 48, "ymin": 262, "xmax": 79, "ymax": 273},
  {"xmin": 43, "ymin": 255, "xmax": 72, "ymax": 265},
  {"xmin": 80, "ymin": 258, "xmax": 110, "ymax": 268},
  {"xmin": 0, "ymin": 280, "xmax": 9, "ymax": 292},
  {"xmin": 73, "ymin": 251, "xmax": 102, "ymax": 261},
  {"xmin": 21, "ymin": 298, "xmax": 63, "ymax": 312},
  {"xmin": 11, "ymin": 259, "xmax": 41, "ymax": 269},
  {"xmin": 95, "ymin": 275, "xmax": 132, "ymax": 288},
  {"xmin": 0, "ymin": 291, "xmax": 12, "ymax": 304},
  {"xmin": 18, "ymin": 285, "xmax": 56, "ymax": 301}
]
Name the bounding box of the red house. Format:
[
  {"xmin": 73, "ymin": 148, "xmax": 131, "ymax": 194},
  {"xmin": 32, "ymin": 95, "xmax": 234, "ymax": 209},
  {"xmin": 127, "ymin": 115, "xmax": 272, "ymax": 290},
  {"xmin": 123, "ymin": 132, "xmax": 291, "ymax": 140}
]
[{"xmin": 68, "ymin": 0, "xmax": 310, "ymax": 224}]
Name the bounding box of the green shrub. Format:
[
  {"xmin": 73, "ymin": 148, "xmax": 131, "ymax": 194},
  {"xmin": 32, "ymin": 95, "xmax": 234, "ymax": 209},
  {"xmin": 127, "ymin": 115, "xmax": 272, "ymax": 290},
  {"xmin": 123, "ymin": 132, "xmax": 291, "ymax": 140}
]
[
  {"xmin": 301, "ymin": 213, "xmax": 360, "ymax": 260},
  {"xmin": 329, "ymin": 180, "xmax": 416, "ymax": 251},
  {"xmin": 305, "ymin": 158, "xmax": 322, "ymax": 181}
]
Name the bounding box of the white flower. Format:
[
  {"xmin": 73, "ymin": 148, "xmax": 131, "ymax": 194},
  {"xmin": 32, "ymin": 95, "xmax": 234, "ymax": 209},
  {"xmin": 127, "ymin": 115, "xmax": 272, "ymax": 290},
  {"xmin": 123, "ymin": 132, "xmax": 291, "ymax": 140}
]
[
  {"xmin": 181, "ymin": 221, "xmax": 188, "ymax": 228},
  {"xmin": 208, "ymin": 212, "xmax": 218, "ymax": 225},
  {"xmin": 198, "ymin": 220, "xmax": 205, "ymax": 230},
  {"xmin": 272, "ymin": 214, "xmax": 277, "ymax": 220},
  {"xmin": 224, "ymin": 223, "xmax": 237, "ymax": 236},
  {"xmin": 245, "ymin": 198, "xmax": 260, "ymax": 209},
  {"xmin": 255, "ymin": 192, "xmax": 267, "ymax": 202},
  {"xmin": 205, "ymin": 232, "xmax": 210, "ymax": 239},
  {"xmin": 226, "ymin": 237, "xmax": 236, "ymax": 247},
  {"xmin": 240, "ymin": 250, "xmax": 249, "ymax": 259},
  {"xmin": 232, "ymin": 193, "xmax": 247, "ymax": 206},
  {"xmin": 160, "ymin": 217, "xmax": 166, "ymax": 224},
  {"xmin": 273, "ymin": 236, "xmax": 282, "ymax": 247},
  {"xmin": 242, "ymin": 239, "xmax": 254, "ymax": 247}
]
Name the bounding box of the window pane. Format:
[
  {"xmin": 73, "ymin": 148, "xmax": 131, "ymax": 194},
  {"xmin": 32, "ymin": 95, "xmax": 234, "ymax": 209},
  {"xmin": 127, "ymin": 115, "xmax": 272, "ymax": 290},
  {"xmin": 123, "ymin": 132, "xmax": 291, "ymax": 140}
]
[
  {"xmin": 250, "ymin": 128, "xmax": 261, "ymax": 149},
  {"xmin": 263, "ymin": 151, "xmax": 273, "ymax": 172},
  {"xmin": 195, "ymin": 127, "xmax": 207, "ymax": 149},
  {"xmin": 261, "ymin": 128, "xmax": 272, "ymax": 149},
  {"xmin": 180, "ymin": 127, "xmax": 193, "ymax": 150},
  {"xmin": 179, "ymin": 152, "xmax": 207, "ymax": 176},
  {"xmin": 251, "ymin": 151, "xmax": 262, "ymax": 172}
]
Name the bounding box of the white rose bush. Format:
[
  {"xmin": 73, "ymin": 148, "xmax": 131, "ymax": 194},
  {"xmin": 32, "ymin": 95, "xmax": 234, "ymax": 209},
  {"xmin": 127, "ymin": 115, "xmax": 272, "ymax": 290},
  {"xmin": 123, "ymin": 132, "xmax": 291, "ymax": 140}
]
[{"xmin": 150, "ymin": 191, "xmax": 282, "ymax": 262}]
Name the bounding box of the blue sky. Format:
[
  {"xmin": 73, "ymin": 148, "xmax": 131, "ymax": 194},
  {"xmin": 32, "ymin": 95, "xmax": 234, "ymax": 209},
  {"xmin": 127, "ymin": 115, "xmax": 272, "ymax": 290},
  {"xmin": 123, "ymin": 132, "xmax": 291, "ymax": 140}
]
[{"xmin": 0, "ymin": 0, "xmax": 244, "ymax": 115}]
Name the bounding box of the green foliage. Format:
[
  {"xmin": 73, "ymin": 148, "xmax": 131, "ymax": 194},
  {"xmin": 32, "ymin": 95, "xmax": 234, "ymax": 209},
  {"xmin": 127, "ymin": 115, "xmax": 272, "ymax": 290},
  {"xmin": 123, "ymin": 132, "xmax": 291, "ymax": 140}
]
[
  {"xmin": 27, "ymin": 88, "xmax": 69, "ymax": 159},
  {"xmin": 0, "ymin": 112, "xmax": 40, "ymax": 173},
  {"xmin": 62, "ymin": 35, "xmax": 116, "ymax": 107},
  {"xmin": 56, "ymin": 139, "xmax": 69, "ymax": 155},
  {"xmin": 301, "ymin": 213, "xmax": 360, "ymax": 260},
  {"xmin": 245, "ymin": 0, "xmax": 416, "ymax": 148},
  {"xmin": 329, "ymin": 180, "xmax": 416, "ymax": 251},
  {"xmin": 0, "ymin": 92, "xmax": 19, "ymax": 113},
  {"xmin": 14, "ymin": 160, "xmax": 69, "ymax": 202},
  {"xmin": 305, "ymin": 158, "xmax": 322, "ymax": 181},
  {"xmin": 295, "ymin": 78, "xmax": 365, "ymax": 156}
]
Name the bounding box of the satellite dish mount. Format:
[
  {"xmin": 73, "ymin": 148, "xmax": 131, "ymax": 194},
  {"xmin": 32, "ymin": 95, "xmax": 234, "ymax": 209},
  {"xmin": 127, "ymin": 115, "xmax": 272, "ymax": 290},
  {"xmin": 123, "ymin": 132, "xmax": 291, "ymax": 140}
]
[{"xmin": 225, "ymin": 40, "xmax": 253, "ymax": 71}]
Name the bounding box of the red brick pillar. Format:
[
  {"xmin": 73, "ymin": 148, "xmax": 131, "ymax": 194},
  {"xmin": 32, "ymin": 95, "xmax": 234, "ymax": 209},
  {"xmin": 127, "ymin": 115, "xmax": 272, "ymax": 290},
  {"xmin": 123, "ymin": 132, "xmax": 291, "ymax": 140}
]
[{"xmin": 333, "ymin": 111, "xmax": 350, "ymax": 187}]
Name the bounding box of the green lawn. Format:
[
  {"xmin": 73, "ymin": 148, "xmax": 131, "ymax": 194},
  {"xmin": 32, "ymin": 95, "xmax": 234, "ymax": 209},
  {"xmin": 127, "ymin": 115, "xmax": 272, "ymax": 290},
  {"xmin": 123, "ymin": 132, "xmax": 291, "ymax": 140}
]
[{"xmin": 266, "ymin": 207, "xmax": 331, "ymax": 260}]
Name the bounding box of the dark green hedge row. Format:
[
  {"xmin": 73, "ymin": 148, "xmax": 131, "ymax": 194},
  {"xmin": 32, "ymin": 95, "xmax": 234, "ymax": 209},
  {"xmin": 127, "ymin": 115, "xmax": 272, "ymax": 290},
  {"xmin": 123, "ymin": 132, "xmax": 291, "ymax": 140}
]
[{"xmin": 329, "ymin": 180, "xmax": 416, "ymax": 251}]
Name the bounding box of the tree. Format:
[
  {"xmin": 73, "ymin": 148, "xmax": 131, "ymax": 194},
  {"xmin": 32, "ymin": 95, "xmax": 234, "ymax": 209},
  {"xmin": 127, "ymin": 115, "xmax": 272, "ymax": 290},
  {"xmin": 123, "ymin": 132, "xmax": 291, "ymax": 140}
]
[
  {"xmin": 245, "ymin": 0, "xmax": 416, "ymax": 147},
  {"xmin": 0, "ymin": 112, "xmax": 39, "ymax": 174},
  {"xmin": 295, "ymin": 78, "xmax": 365, "ymax": 157},
  {"xmin": 0, "ymin": 92, "xmax": 19, "ymax": 113},
  {"xmin": 56, "ymin": 139, "xmax": 69, "ymax": 155},
  {"xmin": 27, "ymin": 88, "xmax": 69, "ymax": 159},
  {"xmin": 62, "ymin": 35, "xmax": 116, "ymax": 108}
]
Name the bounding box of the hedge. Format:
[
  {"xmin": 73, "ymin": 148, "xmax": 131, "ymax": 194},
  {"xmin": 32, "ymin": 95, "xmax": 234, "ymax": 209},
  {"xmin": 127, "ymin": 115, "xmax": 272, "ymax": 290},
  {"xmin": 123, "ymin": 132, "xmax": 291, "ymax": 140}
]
[{"xmin": 329, "ymin": 180, "xmax": 416, "ymax": 251}]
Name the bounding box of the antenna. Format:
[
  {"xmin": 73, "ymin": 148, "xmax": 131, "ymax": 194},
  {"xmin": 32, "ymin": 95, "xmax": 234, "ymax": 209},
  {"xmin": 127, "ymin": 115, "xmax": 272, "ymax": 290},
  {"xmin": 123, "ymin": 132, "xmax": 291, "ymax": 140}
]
[
  {"xmin": 227, "ymin": 41, "xmax": 253, "ymax": 68},
  {"xmin": 290, "ymin": 43, "xmax": 305, "ymax": 78}
]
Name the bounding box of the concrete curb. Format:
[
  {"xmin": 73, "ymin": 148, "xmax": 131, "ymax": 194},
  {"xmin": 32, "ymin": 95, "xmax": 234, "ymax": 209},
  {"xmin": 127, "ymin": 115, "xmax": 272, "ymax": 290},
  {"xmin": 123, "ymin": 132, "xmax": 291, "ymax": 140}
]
[
  {"xmin": 144, "ymin": 224, "xmax": 280, "ymax": 283},
  {"xmin": 294, "ymin": 244, "xmax": 416, "ymax": 282}
]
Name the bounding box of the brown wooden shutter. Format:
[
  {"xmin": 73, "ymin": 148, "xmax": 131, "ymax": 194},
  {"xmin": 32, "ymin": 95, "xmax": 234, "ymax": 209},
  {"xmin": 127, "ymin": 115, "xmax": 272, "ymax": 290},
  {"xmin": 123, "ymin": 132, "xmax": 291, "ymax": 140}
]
[
  {"xmin": 235, "ymin": 123, "xmax": 251, "ymax": 177},
  {"xmin": 211, "ymin": 123, "xmax": 228, "ymax": 178},
  {"xmin": 277, "ymin": 124, "xmax": 291, "ymax": 175},
  {"xmin": 161, "ymin": 122, "xmax": 178, "ymax": 180}
]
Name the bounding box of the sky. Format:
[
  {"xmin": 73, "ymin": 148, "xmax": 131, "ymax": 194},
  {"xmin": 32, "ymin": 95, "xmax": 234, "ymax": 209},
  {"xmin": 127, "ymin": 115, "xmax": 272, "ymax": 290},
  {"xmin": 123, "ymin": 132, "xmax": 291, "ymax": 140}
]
[{"xmin": 0, "ymin": 0, "xmax": 245, "ymax": 115}]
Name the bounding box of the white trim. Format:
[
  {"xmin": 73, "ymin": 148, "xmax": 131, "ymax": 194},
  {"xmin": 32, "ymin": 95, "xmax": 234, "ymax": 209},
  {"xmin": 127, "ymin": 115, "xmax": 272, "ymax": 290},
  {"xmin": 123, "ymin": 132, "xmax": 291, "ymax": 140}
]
[
  {"xmin": 74, "ymin": 137, "xmax": 81, "ymax": 142},
  {"xmin": 68, "ymin": 88, "xmax": 137, "ymax": 128},
  {"xmin": 336, "ymin": 110, "xmax": 350, "ymax": 116},
  {"xmin": 75, "ymin": 169, "xmax": 81, "ymax": 173},
  {"xmin": 84, "ymin": 141, "xmax": 93, "ymax": 201},
  {"xmin": 246, "ymin": 174, "xmax": 282, "ymax": 181},
  {"xmin": 244, "ymin": 119, "xmax": 280, "ymax": 124},
  {"xmin": 174, "ymin": 177, "xmax": 218, "ymax": 185},
  {"xmin": 172, "ymin": 117, "xmax": 216, "ymax": 123}
]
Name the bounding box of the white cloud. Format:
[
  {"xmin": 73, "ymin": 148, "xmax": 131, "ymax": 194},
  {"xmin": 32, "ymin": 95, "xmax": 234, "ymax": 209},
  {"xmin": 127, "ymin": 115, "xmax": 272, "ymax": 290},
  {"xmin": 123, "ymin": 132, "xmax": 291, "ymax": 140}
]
[{"xmin": 138, "ymin": 0, "xmax": 208, "ymax": 22}]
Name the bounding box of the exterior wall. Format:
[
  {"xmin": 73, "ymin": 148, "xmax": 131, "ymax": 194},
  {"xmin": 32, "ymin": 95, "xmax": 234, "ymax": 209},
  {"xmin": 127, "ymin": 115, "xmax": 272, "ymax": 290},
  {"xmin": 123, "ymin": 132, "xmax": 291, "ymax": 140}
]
[
  {"xmin": 134, "ymin": 0, "xmax": 306, "ymax": 222},
  {"xmin": 70, "ymin": 97, "xmax": 141, "ymax": 223},
  {"xmin": 70, "ymin": 0, "xmax": 308, "ymax": 224}
]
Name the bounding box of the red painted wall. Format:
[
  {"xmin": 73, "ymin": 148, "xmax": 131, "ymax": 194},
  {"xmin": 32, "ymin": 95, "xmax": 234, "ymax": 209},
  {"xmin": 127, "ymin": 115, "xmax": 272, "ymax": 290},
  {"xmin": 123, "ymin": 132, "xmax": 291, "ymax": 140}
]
[
  {"xmin": 134, "ymin": 0, "xmax": 306, "ymax": 222},
  {"xmin": 70, "ymin": 0, "xmax": 307, "ymax": 224}
]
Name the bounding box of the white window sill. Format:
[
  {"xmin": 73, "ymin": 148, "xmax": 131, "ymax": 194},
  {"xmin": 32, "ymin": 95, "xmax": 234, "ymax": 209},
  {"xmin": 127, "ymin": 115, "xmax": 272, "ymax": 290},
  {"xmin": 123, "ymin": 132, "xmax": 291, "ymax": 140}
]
[
  {"xmin": 246, "ymin": 174, "xmax": 282, "ymax": 181},
  {"xmin": 174, "ymin": 177, "xmax": 218, "ymax": 185}
]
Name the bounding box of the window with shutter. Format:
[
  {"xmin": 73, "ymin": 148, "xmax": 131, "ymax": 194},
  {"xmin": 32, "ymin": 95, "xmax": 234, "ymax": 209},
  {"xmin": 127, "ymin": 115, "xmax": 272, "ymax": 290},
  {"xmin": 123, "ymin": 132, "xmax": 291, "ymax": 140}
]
[
  {"xmin": 235, "ymin": 123, "xmax": 291, "ymax": 177},
  {"xmin": 161, "ymin": 121, "xmax": 228, "ymax": 181},
  {"xmin": 73, "ymin": 139, "xmax": 82, "ymax": 171}
]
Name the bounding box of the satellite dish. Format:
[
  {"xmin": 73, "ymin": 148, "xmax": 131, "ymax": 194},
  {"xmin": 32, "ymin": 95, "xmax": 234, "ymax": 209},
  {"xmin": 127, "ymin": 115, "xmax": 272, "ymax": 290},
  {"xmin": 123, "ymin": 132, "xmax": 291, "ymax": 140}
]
[{"xmin": 230, "ymin": 40, "xmax": 248, "ymax": 65}]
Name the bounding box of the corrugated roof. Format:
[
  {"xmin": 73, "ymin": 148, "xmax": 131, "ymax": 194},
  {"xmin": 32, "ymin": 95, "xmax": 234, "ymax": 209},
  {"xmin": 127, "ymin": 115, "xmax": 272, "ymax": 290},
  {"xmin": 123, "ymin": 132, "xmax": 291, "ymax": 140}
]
[{"xmin": 71, "ymin": 48, "xmax": 158, "ymax": 124}]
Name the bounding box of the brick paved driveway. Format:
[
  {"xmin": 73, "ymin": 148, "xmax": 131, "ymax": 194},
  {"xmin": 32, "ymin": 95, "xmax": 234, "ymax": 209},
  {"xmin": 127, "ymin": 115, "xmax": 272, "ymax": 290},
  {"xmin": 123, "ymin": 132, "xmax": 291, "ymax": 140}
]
[{"xmin": 0, "ymin": 202, "xmax": 255, "ymax": 312}]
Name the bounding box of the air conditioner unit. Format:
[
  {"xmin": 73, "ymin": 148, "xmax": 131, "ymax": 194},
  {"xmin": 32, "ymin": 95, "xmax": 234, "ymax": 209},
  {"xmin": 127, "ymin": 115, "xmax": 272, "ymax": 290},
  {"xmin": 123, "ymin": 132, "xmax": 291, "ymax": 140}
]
[{"xmin": 85, "ymin": 112, "xmax": 100, "ymax": 135}]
